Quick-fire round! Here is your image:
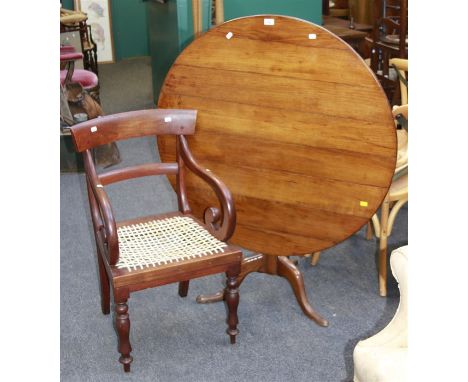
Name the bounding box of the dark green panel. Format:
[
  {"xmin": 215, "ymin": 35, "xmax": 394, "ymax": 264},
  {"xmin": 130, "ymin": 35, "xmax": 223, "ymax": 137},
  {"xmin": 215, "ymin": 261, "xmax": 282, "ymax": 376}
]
[
  {"xmin": 111, "ymin": 0, "xmax": 149, "ymax": 60},
  {"xmin": 224, "ymin": 0, "xmax": 322, "ymax": 25},
  {"xmin": 61, "ymin": 0, "xmax": 74, "ymax": 10},
  {"xmin": 146, "ymin": 0, "xmax": 212, "ymax": 103}
]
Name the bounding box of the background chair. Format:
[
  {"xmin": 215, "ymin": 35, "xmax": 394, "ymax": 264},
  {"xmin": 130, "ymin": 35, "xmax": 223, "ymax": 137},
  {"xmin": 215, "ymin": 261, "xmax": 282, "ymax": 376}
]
[
  {"xmin": 70, "ymin": 109, "xmax": 243, "ymax": 372},
  {"xmin": 367, "ymin": 104, "xmax": 407, "ymax": 296},
  {"xmin": 353, "ymin": 245, "xmax": 408, "ymax": 381},
  {"xmin": 60, "ymin": 7, "xmax": 99, "ymax": 75},
  {"xmin": 368, "ymin": 0, "xmax": 408, "ymax": 101},
  {"xmin": 390, "ymin": 57, "xmax": 408, "ymax": 106},
  {"xmin": 60, "ymin": 47, "xmax": 100, "ymax": 103},
  {"xmin": 309, "ymin": 105, "xmax": 407, "ymax": 297}
]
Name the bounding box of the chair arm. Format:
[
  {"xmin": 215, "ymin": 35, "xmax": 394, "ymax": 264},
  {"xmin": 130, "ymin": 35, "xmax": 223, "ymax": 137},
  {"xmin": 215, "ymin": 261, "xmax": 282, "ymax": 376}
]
[
  {"xmin": 389, "ymin": 58, "xmax": 408, "ymax": 72},
  {"xmin": 60, "ymin": 45, "xmax": 76, "ymax": 54},
  {"xmin": 60, "ymin": 52, "xmax": 84, "ymax": 85},
  {"xmin": 83, "ymin": 151, "xmax": 120, "ymax": 265},
  {"xmin": 60, "ymin": 52, "xmax": 84, "ymax": 62},
  {"xmin": 178, "ymin": 136, "xmax": 236, "ymax": 241}
]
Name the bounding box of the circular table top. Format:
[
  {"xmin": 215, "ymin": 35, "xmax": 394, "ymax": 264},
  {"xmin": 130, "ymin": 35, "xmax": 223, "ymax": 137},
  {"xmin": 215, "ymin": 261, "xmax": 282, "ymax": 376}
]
[{"xmin": 158, "ymin": 15, "xmax": 397, "ymax": 256}]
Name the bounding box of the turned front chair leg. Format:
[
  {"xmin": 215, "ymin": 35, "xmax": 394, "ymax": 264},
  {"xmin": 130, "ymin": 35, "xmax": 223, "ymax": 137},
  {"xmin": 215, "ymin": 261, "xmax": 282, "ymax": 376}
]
[
  {"xmin": 224, "ymin": 267, "xmax": 240, "ymax": 344},
  {"xmin": 378, "ymin": 197, "xmax": 390, "ymax": 297},
  {"xmin": 115, "ymin": 297, "xmax": 133, "ymax": 372},
  {"xmin": 178, "ymin": 281, "xmax": 190, "ymax": 297}
]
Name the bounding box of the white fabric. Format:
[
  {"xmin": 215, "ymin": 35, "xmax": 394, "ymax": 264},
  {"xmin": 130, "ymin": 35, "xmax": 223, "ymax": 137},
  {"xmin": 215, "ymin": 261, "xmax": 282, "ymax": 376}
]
[{"xmin": 353, "ymin": 246, "xmax": 408, "ymax": 382}]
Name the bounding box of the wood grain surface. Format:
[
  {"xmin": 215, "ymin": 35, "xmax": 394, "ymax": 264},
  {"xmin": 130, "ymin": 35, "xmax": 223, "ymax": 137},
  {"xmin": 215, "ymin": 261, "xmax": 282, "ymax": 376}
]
[{"xmin": 158, "ymin": 15, "xmax": 397, "ymax": 256}]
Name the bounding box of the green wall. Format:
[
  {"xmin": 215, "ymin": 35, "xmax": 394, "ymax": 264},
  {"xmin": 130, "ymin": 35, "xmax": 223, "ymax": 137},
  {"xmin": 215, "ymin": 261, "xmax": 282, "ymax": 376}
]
[
  {"xmin": 61, "ymin": 0, "xmax": 149, "ymax": 60},
  {"xmin": 224, "ymin": 0, "xmax": 322, "ymax": 25}
]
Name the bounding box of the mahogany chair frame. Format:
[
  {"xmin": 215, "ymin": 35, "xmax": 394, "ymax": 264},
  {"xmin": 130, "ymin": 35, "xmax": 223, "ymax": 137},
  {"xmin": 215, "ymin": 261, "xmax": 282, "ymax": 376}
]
[{"xmin": 70, "ymin": 109, "xmax": 242, "ymax": 372}]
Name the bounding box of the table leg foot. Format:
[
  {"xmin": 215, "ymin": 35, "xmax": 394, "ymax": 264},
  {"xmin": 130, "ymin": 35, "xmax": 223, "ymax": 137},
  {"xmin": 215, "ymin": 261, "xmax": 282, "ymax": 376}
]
[
  {"xmin": 277, "ymin": 256, "xmax": 329, "ymax": 327},
  {"xmin": 196, "ymin": 254, "xmax": 264, "ymax": 304},
  {"xmin": 196, "ymin": 291, "xmax": 224, "ymax": 304}
]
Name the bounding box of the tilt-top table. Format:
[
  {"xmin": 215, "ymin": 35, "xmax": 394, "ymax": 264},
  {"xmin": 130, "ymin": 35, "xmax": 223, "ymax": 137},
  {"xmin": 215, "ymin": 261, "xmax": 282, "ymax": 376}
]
[{"xmin": 157, "ymin": 15, "xmax": 397, "ymax": 326}]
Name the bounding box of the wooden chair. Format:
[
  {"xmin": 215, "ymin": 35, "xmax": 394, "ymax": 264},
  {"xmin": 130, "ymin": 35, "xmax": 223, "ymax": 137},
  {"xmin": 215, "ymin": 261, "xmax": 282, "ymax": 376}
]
[
  {"xmin": 368, "ymin": 0, "xmax": 408, "ymax": 101},
  {"xmin": 389, "ymin": 57, "xmax": 408, "ymax": 105},
  {"xmin": 69, "ymin": 109, "xmax": 242, "ymax": 372},
  {"xmin": 367, "ymin": 104, "xmax": 407, "ymax": 296}
]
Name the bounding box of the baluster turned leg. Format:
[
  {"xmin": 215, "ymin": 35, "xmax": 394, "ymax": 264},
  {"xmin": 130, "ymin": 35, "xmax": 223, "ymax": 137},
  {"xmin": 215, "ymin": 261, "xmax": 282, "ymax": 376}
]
[
  {"xmin": 224, "ymin": 268, "xmax": 240, "ymax": 344},
  {"xmin": 115, "ymin": 297, "xmax": 133, "ymax": 372}
]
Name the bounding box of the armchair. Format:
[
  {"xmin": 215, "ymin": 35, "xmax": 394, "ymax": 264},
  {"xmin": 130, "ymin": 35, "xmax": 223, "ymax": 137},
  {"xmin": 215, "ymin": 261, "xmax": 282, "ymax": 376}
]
[
  {"xmin": 353, "ymin": 245, "xmax": 408, "ymax": 381},
  {"xmin": 69, "ymin": 109, "xmax": 243, "ymax": 371}
]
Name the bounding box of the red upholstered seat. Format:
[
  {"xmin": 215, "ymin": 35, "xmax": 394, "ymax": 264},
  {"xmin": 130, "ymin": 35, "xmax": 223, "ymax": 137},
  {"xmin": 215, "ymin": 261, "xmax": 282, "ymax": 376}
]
[{"xmin": 60, "ymin": 69, "xmax": 98, "ymax": 89}]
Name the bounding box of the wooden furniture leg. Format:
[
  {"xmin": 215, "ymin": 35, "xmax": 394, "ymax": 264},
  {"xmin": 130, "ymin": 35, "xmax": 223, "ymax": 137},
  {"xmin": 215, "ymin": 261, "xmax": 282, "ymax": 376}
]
[
  {"xmin": 276, "ymin": 256, "xmax": 329, "ymax": 327},
  {"xmin": 192, "ymin": 0, "xmax": 202, "ymax": 38},
  {"xmin": 97, "ymin": 249, "xmax": 110, "ymax": 315},
  {"xmin": 310, "ymin": 252, "xmax": 321, "ymax": 266},
  {"xmin": 215, "ymin": 0, "xmax": 225, "ymax": 25},
  {"xmin": 114, "ymin": 292, "xmax": 132, "ymax": 372},
  {"xmin": 378, "ymin": 196, "xmax": 390, "ymax": 297},
  {"xmin": 178, "ymin": 281, "xmax": 189, "ymax": 297},
  {"xmin": 224, "ymin": 266, "xmax": 240, "ymax": 344},
  {"xmin": 197, "ymin": 254, "xmax": 328, "ymax": 327},
  {"xmin": 196, "ymin": 254, "xmax": 264, "ymax": 303},
  {"xmin": 366, "ymin": 221, "xmax": 373, "ymax": 240}
]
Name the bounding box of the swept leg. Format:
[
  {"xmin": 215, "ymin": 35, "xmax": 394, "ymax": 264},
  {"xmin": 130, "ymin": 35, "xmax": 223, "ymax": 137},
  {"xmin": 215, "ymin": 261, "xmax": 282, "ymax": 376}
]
[
  {"xmin": 224, "ymin": 267, "xmax": 240, "ymax": 344},
  {"xmin": 178, "ymin": 281, "xmax": 189, "ymax": 297},
  {"xmin": 196, "ymin": 254, "xmax": 263, "ymax": 304},
  {"xmin": 97, "ymin": 249, "xmax": 110, "ymax": 315},
  {"xmin": 378, "ymin": 197, "xmax": 390, "ymax": 297},
  {"xmin": 277, "ymin": 256, "xmax": 329, "ymax": 327},
  {"xmin": 115, "ymin": 296, "xmax": 133, "ymax": 372}
]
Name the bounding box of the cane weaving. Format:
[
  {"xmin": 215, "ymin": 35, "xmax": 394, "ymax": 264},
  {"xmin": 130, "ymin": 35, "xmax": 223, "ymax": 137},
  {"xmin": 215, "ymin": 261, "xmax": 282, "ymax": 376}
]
[{"xmin": 116, "ymin": 216, "xmax": 227, "ymax": 271}]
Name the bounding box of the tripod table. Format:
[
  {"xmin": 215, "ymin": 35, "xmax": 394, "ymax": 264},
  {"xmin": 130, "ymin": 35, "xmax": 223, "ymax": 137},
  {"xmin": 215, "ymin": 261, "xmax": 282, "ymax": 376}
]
[{"xmin": 157, "ymin": 15, "xmax": 397, "ymax": 326}]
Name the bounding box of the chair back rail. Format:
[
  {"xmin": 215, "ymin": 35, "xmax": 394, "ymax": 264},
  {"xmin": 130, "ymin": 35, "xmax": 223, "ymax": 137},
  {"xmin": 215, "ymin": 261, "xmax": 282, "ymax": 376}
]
[
  {"xmin": 100, "ymin": 163, "xmax": 179, "ymax": 186},
  {"xmin": 70, "ymin": 109, "xmax": 197, "ymax": 152}
]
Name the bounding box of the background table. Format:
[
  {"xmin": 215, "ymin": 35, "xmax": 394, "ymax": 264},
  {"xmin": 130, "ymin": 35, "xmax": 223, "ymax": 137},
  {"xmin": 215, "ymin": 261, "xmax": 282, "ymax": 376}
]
[{"xmin": 158, "ymin": 15, "xmax": 396, "ymax": 326}]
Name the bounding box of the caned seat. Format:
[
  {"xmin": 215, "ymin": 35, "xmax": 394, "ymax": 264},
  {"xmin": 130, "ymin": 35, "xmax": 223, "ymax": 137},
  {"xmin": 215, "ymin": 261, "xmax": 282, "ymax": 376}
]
[
  {"xmin": 70, "ymin": 109, "xmax": 243, "ymax": 372},
  {"xmin": 116, "ymin": 213, "xmax": 231, "ymax": 271}
]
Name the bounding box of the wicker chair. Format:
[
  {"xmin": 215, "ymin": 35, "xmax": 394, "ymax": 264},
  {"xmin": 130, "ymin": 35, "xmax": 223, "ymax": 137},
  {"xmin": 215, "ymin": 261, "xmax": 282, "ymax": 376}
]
[{"xmin": 70, "ymin": 109, "xmax": 242, "ymax": 372}]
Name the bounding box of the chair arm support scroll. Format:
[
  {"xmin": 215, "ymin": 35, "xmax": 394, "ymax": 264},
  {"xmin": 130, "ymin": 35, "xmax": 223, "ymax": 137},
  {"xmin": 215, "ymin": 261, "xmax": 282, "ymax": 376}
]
[
  {"xmin": 83, "ymin": 150, "xmax": 120, "ymax": 265},
  {"xmin": 178, "ymin": 136, "xmax": 236, "ymax": 241}
]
